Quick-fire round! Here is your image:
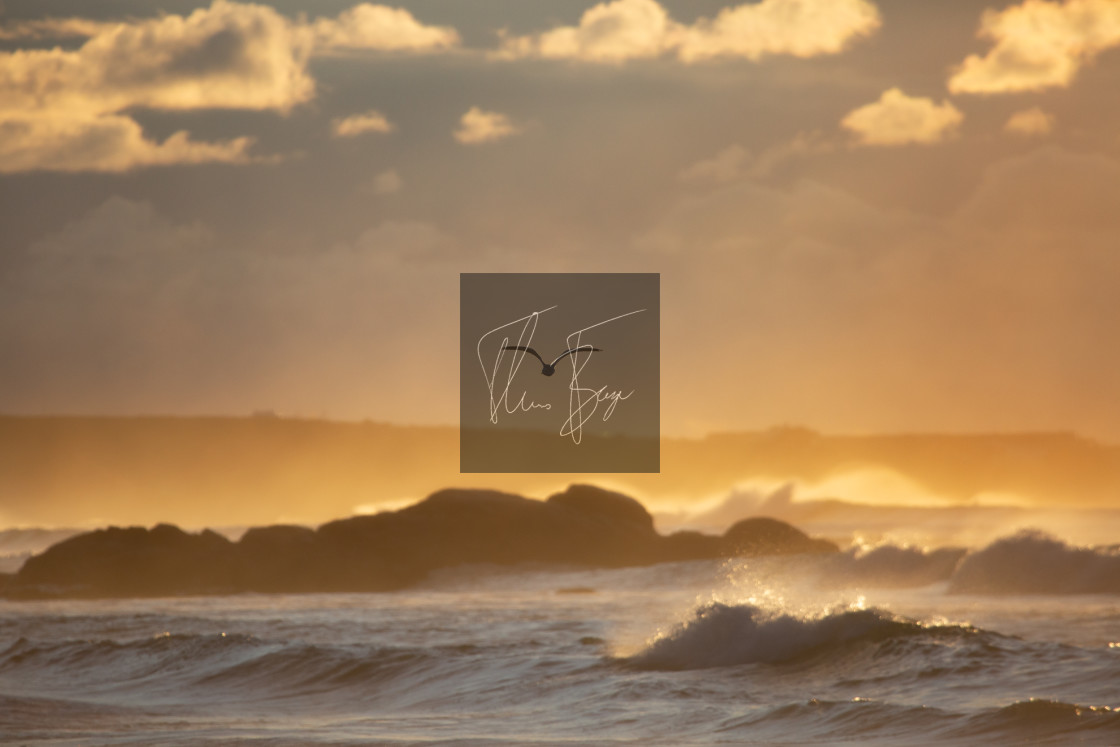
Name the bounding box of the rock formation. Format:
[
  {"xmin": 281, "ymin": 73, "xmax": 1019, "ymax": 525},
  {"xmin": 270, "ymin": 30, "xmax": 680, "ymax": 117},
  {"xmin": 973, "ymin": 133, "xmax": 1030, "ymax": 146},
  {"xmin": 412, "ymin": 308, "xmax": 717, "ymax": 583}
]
[{"xmin": 6, "ymin": 484, "xmax": 837, "ymax": 599}]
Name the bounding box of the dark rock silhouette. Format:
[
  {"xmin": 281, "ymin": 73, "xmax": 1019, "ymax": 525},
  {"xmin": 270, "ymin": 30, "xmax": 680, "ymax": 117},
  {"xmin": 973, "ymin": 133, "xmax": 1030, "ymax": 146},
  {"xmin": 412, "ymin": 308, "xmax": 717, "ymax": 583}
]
[
  {"xmin": 547, "ymin": 484, "xmax": 654, "ymax": 532},
  {"xmin": 5, "ymin": 484, "xmax": 838, "ymax": 599},
  {"xmin": 11, "ymin": 524, "xmax": 236, "ymax": 597},
  {"xmin": 722, "ymin": 517, "xmax": 837, "ymax": 556},
  {"xmin": 661, "ymin": 530, "xmax": 722, "ymax": 562}
]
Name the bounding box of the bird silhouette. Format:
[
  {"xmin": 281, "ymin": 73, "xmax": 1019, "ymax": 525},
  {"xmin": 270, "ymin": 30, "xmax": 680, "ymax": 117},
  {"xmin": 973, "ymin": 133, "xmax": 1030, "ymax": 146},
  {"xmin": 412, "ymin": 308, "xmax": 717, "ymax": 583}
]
[{"xmin": 503, "ymin": 345, "xmax": 601, "ymax": 376}]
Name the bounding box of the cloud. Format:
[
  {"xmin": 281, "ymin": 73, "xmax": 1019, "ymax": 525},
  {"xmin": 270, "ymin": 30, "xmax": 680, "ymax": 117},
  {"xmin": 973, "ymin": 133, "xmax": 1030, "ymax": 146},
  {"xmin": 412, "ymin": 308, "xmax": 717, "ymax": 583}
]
[
  {"xmin": 453, "ymin": 107, "xmax": 520, "ymax": 145},
  {"xmin": 369, "ymin": 169, "xmax": 403, "ymax": 194},
  {"xmin": 0, "ymin": 18, "xmax": 113, "ymax": 41},
  {"xmin": 1, "ymin": 198, "xmax": 461, "ymax": 418},
  {"xmin": 749, "ymin": 131, "xmax": 835, "ymax": 177},
  {"xmin": 679, "ymin": 145, "xmax": 750, "ymax": 184},
  {"xmin": 0, "ymin": 114, "xmax": 255, "ymax": 174},
  {"xmin": 954, "ymin": 146, "xmax": 1120, "ymax": 234},
  {"xmin": 637, "ymin": 147, "xmax": 1120, "ymax": 438},
  {"xmin": 639, "ymin": 177, "xmax": 919, "ymax": 257},
  {"xmin": 332, "ymin": 110, "xmax": 395, "ymax": 137},
  {"xmin": 495, "ymin": 0, "xmax": 675, "ymax": 63},
  {"xmin": 0, "ymin": 1, "xmax": 457, "ymax": 172},
  {"xmin": 494, "ymin": 0, "xmax": 880, "ymax": 63},
  {"xmin": 673, "ymin": 0, "xmax": 882, "ymax": 62},
  {"xmin": 27, "ymin": 196, "xmax": 213, "ymax": 260},
  {"xmin": 680, "ymin": 133, "xmax": 835, "ymax": 186},
  {"xmin": 0, "ymin": 2, "xmax": 316, "ymax": 115},
  {"xmin": 948, "ymin": 0, "xmax": 1120, "ymax": 94},
  {"xmin": 841, "ymin": 88, "xmax": 963, "ymax": 146},
  {"xmin": 1004, "ymin": 107, "xmax": 1055, "ymax": 136},
  {"xmin": 7, "ymin": 146, "xmax": 1120, "ymax": 440},
  {"xmin": 3, "ymin": 198, "xmax": 214, "ymax": 367},
  {"xmin": 346, "ymin": 220, "xmax": 453, "ymax": 260},
  {"xmin": 310, "ymin": 3, "xmax": 460, "ymax": 53},
  {"xmin": 634, "ymin": 177, "xmax": 948, "ymax": 431}
]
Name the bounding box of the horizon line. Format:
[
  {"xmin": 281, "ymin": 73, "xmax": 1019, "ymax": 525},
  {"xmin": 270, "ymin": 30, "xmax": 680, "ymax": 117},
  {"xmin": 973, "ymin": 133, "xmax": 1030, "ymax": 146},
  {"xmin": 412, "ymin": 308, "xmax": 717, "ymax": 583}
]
[{"xmin": 0, "ymin": 412, "xmax": 1113, "ymax": 446}]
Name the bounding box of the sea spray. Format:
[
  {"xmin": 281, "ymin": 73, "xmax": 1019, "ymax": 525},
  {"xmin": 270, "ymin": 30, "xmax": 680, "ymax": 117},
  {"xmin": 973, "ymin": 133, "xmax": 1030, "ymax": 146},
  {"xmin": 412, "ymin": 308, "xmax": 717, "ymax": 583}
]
[
  {"xmin": 949, "ymin": 531, "xmax": 1120, "ymax": 594},
  {"xmin": 627, "ymin": 603, "xmax": 979, "ymax": 670}
]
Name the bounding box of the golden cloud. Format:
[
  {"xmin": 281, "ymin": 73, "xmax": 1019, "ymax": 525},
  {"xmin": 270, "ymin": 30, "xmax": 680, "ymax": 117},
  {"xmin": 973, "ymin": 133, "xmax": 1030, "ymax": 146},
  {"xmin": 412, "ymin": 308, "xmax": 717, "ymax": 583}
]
[
  {"xmin": 311, "ymin": 3, "xmax": 459, "ymax": 53},
  {"xmin": 841, "ymin": 88, "xmax": 963, "ymax": 146},
  {"xmin": 1004, "ymin": 107, "xmax": 1055, "ymax": 136},
  {"xmin": 674, "ymin": 0, "xmax": 881, "ymax": 62},
  {"xmin": 0, "ymin": 114, "xmax": 254, "ymax": 174},
  {"xmin": 949, "ymin": 0, "xmax": 1120, "ymax": 94},
  {"xmin": 453, "ymin": 107, "xmax": 520, "ymax": 145},
  {"xmin": 332, "ymin": 110, "xmax": 395, "ymax": 137},
  {"xmin": 496, "ymin": 0, "xmax": 675, "ymax": 63},
  {"xmin": 0, "ymin": 2, "xmax": 316, "ymax": 116},
  {"xmin": 0, "ymin": 18, "xmax": 113, "ymax": 41},
  {"xmin": 494, "ymin": 0, "xmax": 880, "ymax": 63},
  {"xmin": 0, "ymin": 1, "xmax": 457, "ymax": 172}
]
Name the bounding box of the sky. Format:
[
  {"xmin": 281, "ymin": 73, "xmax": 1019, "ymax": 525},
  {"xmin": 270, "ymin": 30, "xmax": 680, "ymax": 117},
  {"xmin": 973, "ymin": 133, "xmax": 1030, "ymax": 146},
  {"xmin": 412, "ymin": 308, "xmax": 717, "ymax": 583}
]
[{"xmin": 1, "ymin": 0, "xmax": 1119, "ymax": 441}]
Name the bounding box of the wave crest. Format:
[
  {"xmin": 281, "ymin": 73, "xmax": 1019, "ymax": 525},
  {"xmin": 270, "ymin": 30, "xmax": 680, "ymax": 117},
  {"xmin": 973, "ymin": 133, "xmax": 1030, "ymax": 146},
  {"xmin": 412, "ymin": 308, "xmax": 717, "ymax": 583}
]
[
  {"xmin": 949, "ymin": 531, "xmax": 1120, "ymax": 594},
  {"xmin": 821, "ymin": 545, "xmax": 965, "ymax": 588},
  {"xmin": 627, "ymin": 603, "xmax": 975, "ymax": 670}
]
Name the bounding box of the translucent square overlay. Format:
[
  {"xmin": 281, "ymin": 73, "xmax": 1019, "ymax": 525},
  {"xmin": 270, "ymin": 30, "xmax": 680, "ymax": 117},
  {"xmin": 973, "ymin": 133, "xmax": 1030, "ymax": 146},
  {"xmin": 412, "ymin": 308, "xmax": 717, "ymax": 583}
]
[{"xmin": 460, "ymin": 273, "xmax": 660, "ymax": 473}]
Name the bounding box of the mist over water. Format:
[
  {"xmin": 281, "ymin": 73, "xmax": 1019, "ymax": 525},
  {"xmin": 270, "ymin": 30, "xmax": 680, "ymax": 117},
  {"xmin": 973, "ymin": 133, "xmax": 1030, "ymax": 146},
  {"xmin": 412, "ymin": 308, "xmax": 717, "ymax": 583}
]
[{"xmin": 654, "ymin": 477, "xmax": 1120, "ymax": 550}]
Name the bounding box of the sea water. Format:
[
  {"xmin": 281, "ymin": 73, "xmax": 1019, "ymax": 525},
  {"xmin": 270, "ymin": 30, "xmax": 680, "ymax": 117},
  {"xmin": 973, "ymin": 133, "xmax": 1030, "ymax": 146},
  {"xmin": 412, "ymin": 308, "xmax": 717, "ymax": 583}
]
[{"xmin": 2, "ymin": 552, "xmax": 1119, "ymax": 745}]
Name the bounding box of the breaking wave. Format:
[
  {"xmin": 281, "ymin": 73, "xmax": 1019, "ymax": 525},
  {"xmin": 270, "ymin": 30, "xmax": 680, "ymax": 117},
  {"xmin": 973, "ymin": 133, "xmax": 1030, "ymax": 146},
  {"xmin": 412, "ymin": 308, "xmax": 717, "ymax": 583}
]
[
  {"xmin": 810, "ymin": 531, "xmax": 1120, "ymax": 594},
  {"xmin": 820, "ymin": 544, "xmax": 966, "ymax": 588},
  {"xmin": 627, "ymin": 603, "xmax": 984, "ymax": 670},
  {"xmin": 948, "ymin": 531, "xmax": 1120, "ymax": 594}
]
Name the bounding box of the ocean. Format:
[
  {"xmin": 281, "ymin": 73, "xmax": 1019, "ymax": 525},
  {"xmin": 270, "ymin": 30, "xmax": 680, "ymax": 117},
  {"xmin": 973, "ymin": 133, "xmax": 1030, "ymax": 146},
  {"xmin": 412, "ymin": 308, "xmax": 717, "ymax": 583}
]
[{"xmin": 3, "ymin": 543, "xmax": 1119, "ymax": 745}]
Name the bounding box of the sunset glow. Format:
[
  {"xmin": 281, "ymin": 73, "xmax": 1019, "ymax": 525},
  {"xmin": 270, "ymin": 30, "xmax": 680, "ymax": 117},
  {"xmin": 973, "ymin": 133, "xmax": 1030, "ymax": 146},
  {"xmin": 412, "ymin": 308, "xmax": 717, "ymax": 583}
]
[
  {"xmin": 1, "ymin": 0, "xmax": 1117, "ymax": 447},
  {"xmin": 3, "ymin": 3, "xmax": 1120, "ymax": 740}
]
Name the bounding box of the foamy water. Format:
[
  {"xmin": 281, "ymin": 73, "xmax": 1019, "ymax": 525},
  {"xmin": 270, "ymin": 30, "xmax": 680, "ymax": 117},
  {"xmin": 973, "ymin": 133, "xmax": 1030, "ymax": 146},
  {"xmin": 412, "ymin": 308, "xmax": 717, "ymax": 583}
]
[{"xmin": 2, "ymin": 549, "xmax": 1120, "ymax": 745}]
